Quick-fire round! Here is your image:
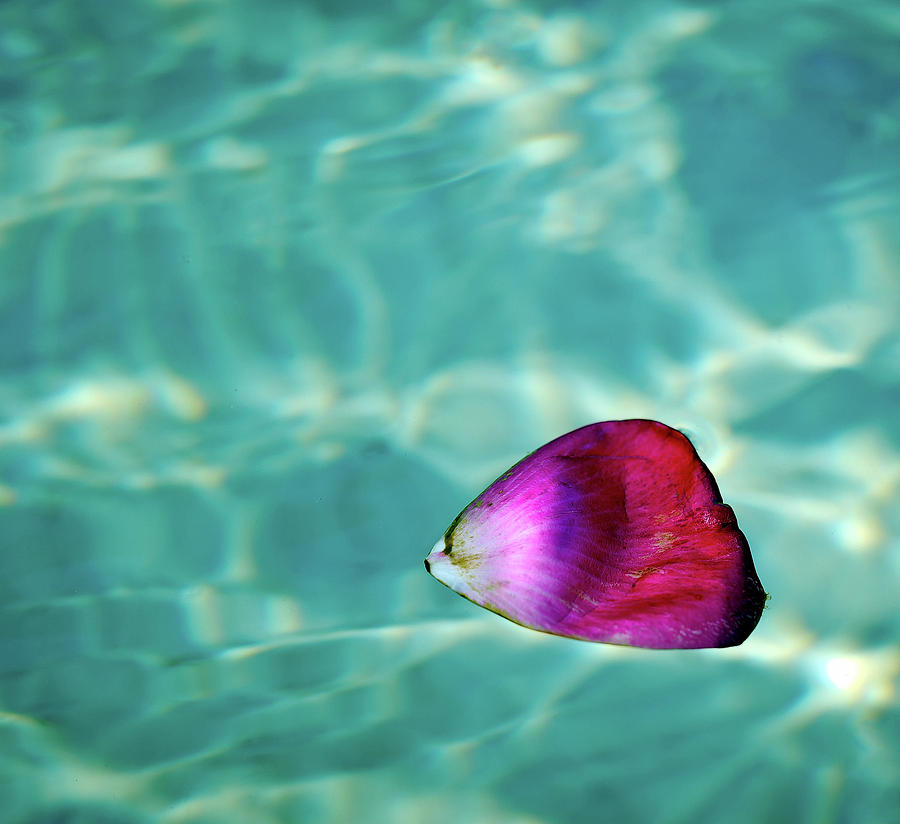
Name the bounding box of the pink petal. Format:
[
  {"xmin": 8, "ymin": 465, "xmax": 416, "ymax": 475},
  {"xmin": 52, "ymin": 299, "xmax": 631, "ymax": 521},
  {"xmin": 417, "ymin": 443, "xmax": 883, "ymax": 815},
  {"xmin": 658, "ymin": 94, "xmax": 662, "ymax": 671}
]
[{"xmin": 425, "ymin": 419, "xmax": 766, "ymax": 649}]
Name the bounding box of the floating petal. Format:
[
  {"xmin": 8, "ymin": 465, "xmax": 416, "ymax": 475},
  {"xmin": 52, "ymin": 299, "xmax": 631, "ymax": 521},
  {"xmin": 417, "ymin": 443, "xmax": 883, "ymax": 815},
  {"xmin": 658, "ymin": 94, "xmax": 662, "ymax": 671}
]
[{"xmin": 425, "ymin": 420, "xmax": 766, "ymax": 649}]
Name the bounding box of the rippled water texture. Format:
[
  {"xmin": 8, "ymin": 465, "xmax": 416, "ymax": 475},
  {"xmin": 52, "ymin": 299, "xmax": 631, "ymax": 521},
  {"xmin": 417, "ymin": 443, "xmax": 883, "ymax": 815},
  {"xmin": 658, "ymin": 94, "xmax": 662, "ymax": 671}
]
[{"xmin": 1, "ymin": 1, "xmax": 899, "ymax": 822}]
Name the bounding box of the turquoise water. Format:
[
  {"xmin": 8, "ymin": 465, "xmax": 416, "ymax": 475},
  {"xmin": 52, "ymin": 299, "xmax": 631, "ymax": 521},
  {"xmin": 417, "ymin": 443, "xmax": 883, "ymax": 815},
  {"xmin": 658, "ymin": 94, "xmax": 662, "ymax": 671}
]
[{"xmin": 1, "ymin": 0, "xmax": 899, "ymax": 821}]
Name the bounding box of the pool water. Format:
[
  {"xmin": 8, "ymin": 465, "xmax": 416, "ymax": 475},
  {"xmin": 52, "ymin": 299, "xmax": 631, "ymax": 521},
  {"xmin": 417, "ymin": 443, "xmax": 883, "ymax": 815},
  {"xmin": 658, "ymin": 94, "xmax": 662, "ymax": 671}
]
[{"xmin": 1, "ymin": 1, "xmax": 899, "ymax": 822}]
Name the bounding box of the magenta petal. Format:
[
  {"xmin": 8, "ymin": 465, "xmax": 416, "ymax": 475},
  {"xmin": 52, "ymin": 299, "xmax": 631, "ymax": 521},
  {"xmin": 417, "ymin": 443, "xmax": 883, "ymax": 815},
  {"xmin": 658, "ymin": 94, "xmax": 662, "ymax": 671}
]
[{"xmin": 425, "ymin": 419, "xmax": 766, "ymax": 649}]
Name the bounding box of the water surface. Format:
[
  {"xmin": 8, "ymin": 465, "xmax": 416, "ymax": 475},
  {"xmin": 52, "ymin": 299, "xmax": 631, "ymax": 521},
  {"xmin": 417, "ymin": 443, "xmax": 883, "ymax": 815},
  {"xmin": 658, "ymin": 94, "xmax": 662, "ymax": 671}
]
[{"xmin": 1, "ymin": 1, "xmax": 899, "ymax": 822}]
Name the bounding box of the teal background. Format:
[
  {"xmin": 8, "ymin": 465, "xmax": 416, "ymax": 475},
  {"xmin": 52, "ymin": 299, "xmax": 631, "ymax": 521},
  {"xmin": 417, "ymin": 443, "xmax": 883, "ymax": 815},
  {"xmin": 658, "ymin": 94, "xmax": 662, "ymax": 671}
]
[{"xmin": 1, "ymin": 1, "xmax": 899, "ymax": 822}]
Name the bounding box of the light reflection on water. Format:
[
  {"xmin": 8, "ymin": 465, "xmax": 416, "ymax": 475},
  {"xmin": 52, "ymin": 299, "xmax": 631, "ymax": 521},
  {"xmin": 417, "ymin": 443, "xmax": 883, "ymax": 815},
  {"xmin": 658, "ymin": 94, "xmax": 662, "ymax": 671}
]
[{"xmin": 1, "ymin": 0, "xmax": 899, "ymax": 822}]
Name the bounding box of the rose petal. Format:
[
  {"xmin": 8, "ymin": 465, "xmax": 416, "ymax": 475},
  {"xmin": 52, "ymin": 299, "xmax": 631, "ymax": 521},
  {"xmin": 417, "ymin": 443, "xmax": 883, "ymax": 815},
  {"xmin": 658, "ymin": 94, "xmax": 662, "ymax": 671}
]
[{"xmin": 425, "ymin": 419, "xmax": 766, "ymax": 649}]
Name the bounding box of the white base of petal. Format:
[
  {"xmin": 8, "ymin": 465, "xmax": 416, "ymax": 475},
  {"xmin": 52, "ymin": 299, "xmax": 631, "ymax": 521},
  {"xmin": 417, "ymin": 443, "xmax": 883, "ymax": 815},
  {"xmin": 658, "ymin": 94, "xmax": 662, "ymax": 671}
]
[{"xmin": 425, "ymin": 537, "xmax": 478, "ymax": 603}]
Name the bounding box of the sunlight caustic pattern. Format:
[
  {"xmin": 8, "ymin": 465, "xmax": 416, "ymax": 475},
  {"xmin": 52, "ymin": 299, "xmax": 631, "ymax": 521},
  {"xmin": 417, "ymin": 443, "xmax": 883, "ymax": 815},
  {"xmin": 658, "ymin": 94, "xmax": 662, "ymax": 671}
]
[{"xmin": 0, "ymin": 0, "xmax": 898, "ymax": 822}]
